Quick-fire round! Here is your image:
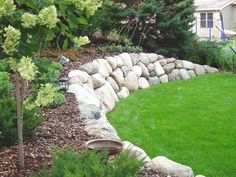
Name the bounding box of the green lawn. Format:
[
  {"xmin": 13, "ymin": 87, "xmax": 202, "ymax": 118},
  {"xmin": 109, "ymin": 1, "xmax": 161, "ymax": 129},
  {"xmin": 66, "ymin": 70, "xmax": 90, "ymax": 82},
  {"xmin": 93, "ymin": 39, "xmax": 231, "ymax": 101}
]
[{"xmin": 108, "ymin": 73, "xmax": 236, "ymax": 177}]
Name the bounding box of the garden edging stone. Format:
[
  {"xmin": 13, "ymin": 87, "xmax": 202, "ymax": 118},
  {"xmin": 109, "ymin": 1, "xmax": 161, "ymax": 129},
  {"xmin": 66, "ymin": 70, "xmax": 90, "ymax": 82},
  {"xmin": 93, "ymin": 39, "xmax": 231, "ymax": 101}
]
[{"xmin": 68, "ymin": 52, "xmax": 219, "ymax": 177}]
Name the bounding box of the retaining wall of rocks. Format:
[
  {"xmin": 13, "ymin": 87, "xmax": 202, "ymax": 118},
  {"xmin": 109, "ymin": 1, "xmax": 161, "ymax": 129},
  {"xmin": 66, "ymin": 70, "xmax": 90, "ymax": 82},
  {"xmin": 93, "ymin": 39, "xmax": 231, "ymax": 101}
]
[{"xmin": 68, "ymin": 53, "xmax": 217, "ymax": 177}]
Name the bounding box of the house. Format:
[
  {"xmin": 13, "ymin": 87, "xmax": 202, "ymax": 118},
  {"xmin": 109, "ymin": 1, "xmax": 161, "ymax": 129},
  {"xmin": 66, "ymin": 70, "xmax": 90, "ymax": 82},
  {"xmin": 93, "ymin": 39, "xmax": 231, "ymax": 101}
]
[{"xmin": 193, "ymin": 0, "xmax": 236, "ymax": 40}]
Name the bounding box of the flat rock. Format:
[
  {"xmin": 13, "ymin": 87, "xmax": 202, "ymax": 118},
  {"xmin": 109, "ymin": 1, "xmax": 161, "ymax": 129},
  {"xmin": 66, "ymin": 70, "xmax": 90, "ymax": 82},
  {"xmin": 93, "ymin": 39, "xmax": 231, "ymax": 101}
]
[
  {"xmin": 154, "ymin": 61, "xmax": 165, "ymax": 76},
  {"xmin": 130, "ymin": 53, "xmax": 139, "ymax": 65},
  {"xmin": 180, "ymin": 69, "xmax": 190, "ymax": 80},
  {"xmin": 123, "ymin": 141, "xmax": 151, "ymax": 164},
  {"xmin": 138, "ymin": 62, "xmax": 149, "ymax": 79},
  {"xmin": 79, "ymin": 60, "xmax": 99, "ymax": 74},
  {"xmin": 168, "ymin": 69, "xmax": 181, "ymax": 81},
  {"xmin": 163, "ymin": 63, "xmax": 175, "ymax": 74},
  {"xmin": 117, "ymin": 87, "xmax": 130, "ymax": 99},
  {"xmin": 146, "ymin": 156, "xmax": 194, "ymax": 177},
  {"xmin": 111, "ymin": 68, "xmax": 125, "ymax": 87},
  {"xmin": 107, "ymin": 76, "xmax": 120, "ymax": 93},
  {"xmin": 159, "ymin": 74, "xmax": 168, "ymax": 83},
  {"xmin": 182, "ymin": 60, "xmax": 194, "ymax": 70},
  {"xmin": 138, "ymin": 77, "xmax": 150, "ymax": 89},
  {"xmin": 97, "ymin": 59, "xmax": 113, "ymax": 74},
  {"xmin": 147, "ymin": 63, "xmax": 155, "ymax": 72},
  {"xmin": 119, "ymin": 53, "xmax": 133, "ymax": 69},
  {"xmin": 124, "ymin": 71, "xmax": 139, "ymax": 91},
  {"xmin": 203, "ymin": 65, "xmax": 219, "ymax": 73},
  {"xmin": 148, "ymin": 53, "xmax": 158, "ymax": 63},
  {"xmin": 167, "ymin": 58, "xmax": 176, "ymax": 63},
  {"xmin": 188, "ymin": 70, "xmax": 196, "ymax": 77},
  {"xmin": 106, "ymin": 56, "xmax": 118, "ymax": 70},
  {"xmin": 149, "ymin": 76, "xmax": 160, "ymax": 85},
  {"xmin": 68, "ymin": 70, "xmax": 89, "ymax": 83},
  {"xmin": 139, "ymin": 53, "xmax": 150, "ymax": 65},
  {"xmin": 194, "ymin": 64, "xmax": 206, "ymax": 76},
  {"xmin": 132, "ymin": 65, "xmax": 142, "ymax": 78},
  {"xmin": 158, "ymin": 59, "xmax": 167, "ymax": 66},
  {"xmin": 68, "ymin": 84, "xmax": 100, "ymax": 107},
  {"xmin": 91, "ymin": 73, "xmax": 106, "ymax": 89},
  {"xmin": 95, "ymin": 82, "xmax": 118, "ymax": 113},
  {"xmin": 79, "ymin": 104, "xmax": 101, "ymax": 119}
]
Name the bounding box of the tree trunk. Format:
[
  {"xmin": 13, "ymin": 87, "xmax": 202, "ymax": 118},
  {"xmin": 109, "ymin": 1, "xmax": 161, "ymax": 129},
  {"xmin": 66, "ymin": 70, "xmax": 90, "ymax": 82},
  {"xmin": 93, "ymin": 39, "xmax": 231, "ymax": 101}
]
[{"xmin": 15, "ymin": 73, "xmax": 25, "ymax": 169}]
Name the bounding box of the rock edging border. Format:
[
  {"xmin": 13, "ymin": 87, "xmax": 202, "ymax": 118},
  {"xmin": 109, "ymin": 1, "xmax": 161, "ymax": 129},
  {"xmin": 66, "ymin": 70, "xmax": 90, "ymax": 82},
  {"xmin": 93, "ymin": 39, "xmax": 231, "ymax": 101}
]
[{"xmin": 68, "ymin": 52, "xmax": 215, "ymax": 177}]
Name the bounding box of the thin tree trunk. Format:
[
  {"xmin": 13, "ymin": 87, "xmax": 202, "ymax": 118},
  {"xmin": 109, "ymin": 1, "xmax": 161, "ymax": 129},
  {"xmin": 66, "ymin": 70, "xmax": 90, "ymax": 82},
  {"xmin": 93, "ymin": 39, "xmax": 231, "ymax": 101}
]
[{"xmin": 15, "ymin": 73, "xmax": 25, "ymax": 169}]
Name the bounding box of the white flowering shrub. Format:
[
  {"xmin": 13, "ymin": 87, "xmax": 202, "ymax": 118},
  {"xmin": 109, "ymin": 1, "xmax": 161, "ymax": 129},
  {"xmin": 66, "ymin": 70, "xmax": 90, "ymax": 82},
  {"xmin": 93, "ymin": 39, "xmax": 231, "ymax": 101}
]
[
  {"xmin": 0, "ymin": 0, "xmax": 16, "ymax": 18},
  {"xmin": 73, "ymin": 36, "xmax": 90, "ymax": 49},
  {"xmin": 38, "ymin": 6, "xmax": 59, "ymax": 29},
  {"xmin": 35, "ymin": 83, "xmax": 56, "ymax": 107},
  {"xmin": 18, "ymin": 57, "xmax": 38, "ymax": 81}
]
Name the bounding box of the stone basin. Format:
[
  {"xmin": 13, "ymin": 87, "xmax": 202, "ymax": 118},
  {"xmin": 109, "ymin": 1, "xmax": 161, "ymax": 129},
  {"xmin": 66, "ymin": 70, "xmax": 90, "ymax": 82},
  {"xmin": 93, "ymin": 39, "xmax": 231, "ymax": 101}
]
[{"xmin": 85, "ymin": 139, "xmax": 123, "ymax": 155}]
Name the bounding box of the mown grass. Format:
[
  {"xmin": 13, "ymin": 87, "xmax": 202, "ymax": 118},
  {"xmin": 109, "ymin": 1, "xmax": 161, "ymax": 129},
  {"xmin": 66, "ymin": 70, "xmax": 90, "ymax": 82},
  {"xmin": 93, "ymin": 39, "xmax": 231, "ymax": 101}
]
[{"xmin": 108, "ymin": 73, "xmax": 236, "ymax": 177}]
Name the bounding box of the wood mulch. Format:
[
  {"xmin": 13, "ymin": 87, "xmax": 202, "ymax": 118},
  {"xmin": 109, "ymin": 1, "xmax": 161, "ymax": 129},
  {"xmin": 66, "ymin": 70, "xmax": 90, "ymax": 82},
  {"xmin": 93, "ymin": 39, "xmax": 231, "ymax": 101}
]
[{"xmin": 0, "ymin": 45, "xmax": 167, "ymax": 177}]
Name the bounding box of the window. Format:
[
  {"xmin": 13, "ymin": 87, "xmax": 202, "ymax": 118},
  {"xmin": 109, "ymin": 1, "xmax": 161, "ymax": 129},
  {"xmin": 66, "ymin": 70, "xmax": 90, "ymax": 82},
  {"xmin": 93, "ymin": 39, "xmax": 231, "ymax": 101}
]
[{"xmin": 200, "ymin": 12, "xmax": 213, "ymax": 28}]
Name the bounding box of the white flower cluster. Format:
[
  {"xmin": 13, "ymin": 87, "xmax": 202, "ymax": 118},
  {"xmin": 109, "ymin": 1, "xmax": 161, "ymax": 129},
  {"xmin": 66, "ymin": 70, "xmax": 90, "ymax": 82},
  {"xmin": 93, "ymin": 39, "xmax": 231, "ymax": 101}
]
[
  {"xmin": 18, "ymin": 56, "xmax": 38, "ymax": 81},
  {"xmin": 2, "ymin": 25, "xmax": 21, "ymax": 55},
  {"xmin": 21, "ymin": 5, "xmax": 59, "ymax": 29},
  {"xmin": 0, "ymin": 0, "xmax": 16, "ymax": 18},
  {"xmin": 35, "ymin": 83, "xmax": 56, "ymax": 107},
  {"xmin": 73, "ymin": 36, "xmax": 90, "ymax": 49},
  {"xmin": 70, "ymin": 0, "xmax": 102, "ymax": 16}
]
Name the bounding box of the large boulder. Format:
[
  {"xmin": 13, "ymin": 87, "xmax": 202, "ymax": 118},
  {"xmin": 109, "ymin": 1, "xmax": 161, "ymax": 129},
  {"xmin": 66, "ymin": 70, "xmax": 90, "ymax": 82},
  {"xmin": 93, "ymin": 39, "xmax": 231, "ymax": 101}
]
[
  {"xmin": 167, "ymin": 58, "xmax": 176, "ymax": 63},
  {"xmin": 168, "ymin": 69, "xmax": 181, "ymax": 81},
  {"xmin": 117, "ymin": 87, "xmax": 130, "ymax": 99},
  {"xmin": 124, "ymin": 71, "xmax": 139, "ymax": 91},
  {"xmin": 96, "ymin": 59, "xmax": 109, "ymax": 78},
  {"xmin": 188, "ymin": 70, "xmax": 196, "ymax": 78},
  {"xmin": 68, "ymin": 70, "xmax": 89, "ymax": 83},
  {"xmin": 69, "ymin": 77, "xmax": 83, "ymax": 85},
  {"xmin": 149, "ymin": 76, "xmax": 160, "ymax": 85},
  {"xmin": 132, "ymin": 65, "xmax": 142, "ymax": 78},
  {"xmin": 194, "ymin": 64, "xmax": 206, "ymax": 76},
  {"xmin": 139, "ymin": 53, "xmax": 150, "ymax": 65},
  {"xmin": 91, "ymin": 73, "xmax": 106, "ymax": 89},
  {"xmin": 137, "ymin": 62, "xmax": 150, "ymax": 79},
  {"xmin": 79, "ymin": 104, "xmax": 101, "ymax": 119},
  {"xmin": 148, "ymin": 53, "xmax": 158, "ymax": 63},
  {"xmin": 95, "ymin": 82, "xmax": 118, "ymax": 113},
  {"xmin": 97, "ymin": 59, "xmax": 113, "ymax": 74},
  {"xmin": 79, "ymin": 60, "xmax": 99, "ymax": 74},
  {"xmin": 203, "ymin": 65, "xmax": 219, "ymax": 73},
  {"xmin": 154, "ymin": 61, "xmax": 165, "ymax": 76},
  {"xmin": 175, "ymin": 60, "xmax": 183, "ymax": 69},
  {"xmin": 182, "ymin": 60, "xmax": 194, "ymax": 70},
  {"xmin": 119, "ymin": 53, "xmax": 133, "ymax": 69},
  {"xmin": 159, "ymin": 59, "xmax": 168, "ymax": 66},
  {"xmin": 180, "ymin": 69, "xmax": 190, "ymax": 80},
  {"xmin": 107, "ymin": 76, "xmax": 120, "ymax": 93},
  {"xmin": 163, "ymin": 63, "xmax": 175, "ymax": 74},
  {"xmin": 123, "ymin": 141, "xmax": 151, "ymax": 164},
  {"xmin": 121, "ymin": 65, "xmax": 132, "ymax": 77},
  {"xmin": 138, "ymin": 77, "xmax": 150, "ymax": 89},
  {"xmin": 106, "ymin": 56, "xmax": 118, "ymax": 70},
  {"xmin": 130, "ymin": 53, "xmax": 139, "ymax": 65},
  {"xmin": 111, "ymin": 68, "xmax": 125, "ymax": 87},
  {"xmin": 146, "ymin": 156, "xmax": 194, "ymax": 177},
  {"xmin": 147, "ymin": 63, "xmax": 155, "ymax": 72},
  {"xmin": 114, "ymin": 55, "xmax": 124, "ymax": 67},
  {"xmin": 160, "ymin": 74, "xmax": 168, "ymax": 83}
]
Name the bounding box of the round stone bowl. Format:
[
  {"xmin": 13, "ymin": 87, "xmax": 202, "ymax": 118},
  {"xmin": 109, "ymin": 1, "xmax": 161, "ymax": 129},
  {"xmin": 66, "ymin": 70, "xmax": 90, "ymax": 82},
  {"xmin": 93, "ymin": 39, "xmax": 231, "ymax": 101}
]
[{"xmin": 85, "ymin": 139, "xmax": 124, "ymax": 156}]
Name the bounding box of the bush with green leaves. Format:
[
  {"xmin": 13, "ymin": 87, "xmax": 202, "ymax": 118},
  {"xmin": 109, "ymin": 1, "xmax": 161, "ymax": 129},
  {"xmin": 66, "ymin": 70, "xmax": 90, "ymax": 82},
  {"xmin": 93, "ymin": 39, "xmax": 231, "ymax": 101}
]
[
  {"xmin": 0, "ymin": 96, "xmax": 43, "ymax": 147},
  {"xmin": 50, "ymin": 92, "xmax": 65, "ymax": 108},
  {"xmin": 0, "ymin": 59, "xmax": 11, "ymax": 72},
  {"xmin": 33, "ymin": 149, "xmax": 143, "ymax": 177},
  {"xmin": 0, "ymin": 71, "xmax": 12, "ymax": 98}
]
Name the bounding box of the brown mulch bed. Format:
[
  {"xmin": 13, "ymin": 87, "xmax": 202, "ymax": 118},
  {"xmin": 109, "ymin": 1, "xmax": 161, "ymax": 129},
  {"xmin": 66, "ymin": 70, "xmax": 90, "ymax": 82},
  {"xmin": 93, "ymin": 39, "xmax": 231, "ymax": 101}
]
[{"xmin": 0, "ymin": 45, "xmax": 167, "ymax": 177}]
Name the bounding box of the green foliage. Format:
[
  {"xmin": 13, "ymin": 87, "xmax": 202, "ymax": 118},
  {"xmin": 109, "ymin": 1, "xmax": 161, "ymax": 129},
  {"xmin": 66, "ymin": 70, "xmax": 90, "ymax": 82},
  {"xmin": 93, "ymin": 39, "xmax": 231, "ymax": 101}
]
[
  {"xmin": 34, "ymin": 149, "xmax": 143, "ymax": 177},
  {"xmin": 101, "ymin": 44, "xmax": 143, "ymax": 53},
  {"xmin": 0, "ymin": 59, "xmax": 11, "ymax": 72},
  {"xmin": 0, "ymin": 97, "xmax": 43, "ymax": 147},
  {"xmin": 0, "ymin": 71, "xmax": 12, "ymax": 98},
  {"xmin": 50, "ymin": 92, "xmax": 65, "ymax": 108}
]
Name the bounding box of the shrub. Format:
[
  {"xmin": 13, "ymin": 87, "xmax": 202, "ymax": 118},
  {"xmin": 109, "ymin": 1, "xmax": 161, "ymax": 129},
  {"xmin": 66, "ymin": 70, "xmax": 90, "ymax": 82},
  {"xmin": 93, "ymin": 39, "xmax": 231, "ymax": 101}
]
[
  {"xmin": 50, "ymin": 92, "xmax": 66, "ymax": 108},
  {"xmin": 0, "ymin": 71, "xmax": 12, "ymax": 98},
  {"xmin": 33, "ymin": 149, "xmax": 143, "ymax": 177},
  {"xmin": 0, "ymin": 59, "xmax": 11, "ymax": 72},
  {"xmin": 0, "ymin": 97, "xmax": 43, "ymax": 147}
]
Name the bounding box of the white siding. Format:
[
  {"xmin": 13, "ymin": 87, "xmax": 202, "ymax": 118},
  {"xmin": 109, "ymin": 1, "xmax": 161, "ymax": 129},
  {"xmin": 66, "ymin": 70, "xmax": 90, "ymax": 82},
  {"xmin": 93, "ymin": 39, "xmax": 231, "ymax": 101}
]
[{"xmin": 221, "ymin": 5, "xmax": 234, "ymax": 29}]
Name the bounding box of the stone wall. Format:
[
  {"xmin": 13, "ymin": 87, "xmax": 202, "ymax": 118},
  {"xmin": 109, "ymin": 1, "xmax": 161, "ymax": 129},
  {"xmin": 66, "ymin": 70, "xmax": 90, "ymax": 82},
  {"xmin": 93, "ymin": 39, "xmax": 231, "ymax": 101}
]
[{"xmin": 68, "ymin": 53, "xmax": 216, "ymax": 177}]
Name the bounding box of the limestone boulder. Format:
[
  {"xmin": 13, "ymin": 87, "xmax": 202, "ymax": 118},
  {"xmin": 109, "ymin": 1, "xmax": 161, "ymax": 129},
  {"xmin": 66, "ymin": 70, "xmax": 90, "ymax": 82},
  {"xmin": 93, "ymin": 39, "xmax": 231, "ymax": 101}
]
[
  {"xmin": 132, "ymin": 65, "xmax": 142, "ymax": 78},
  {"xmin": 167, "ymin": 58, "xmax": 176, "ymax": 63},
  {"xmin": 117, "ymin": 87, "xmax": 130, "ymax": 99},
  {"xmin": 182, "ymin": 60, "xmax": 194, "ymax": 70},
  {"xmin": 139, "ymin": 53, "xmax": 150, "ymax": 65},
  {"xmin": 68, "ymin": 70, "xmax": 89, "ymax": 83},
  {"xmin": 147, "ymin": 63, "xmax": 155, "ymax": 72},
  {"xmin": 163, "ymin": 63, "xmax": 175, "ymax": 74},
  {"xmin": 168, "ymin": 69, "xmax": 181, "ymax": 81},
  {"xmin": 79, "ymin": 60, "xmax": 99, "ymax": 74},
  {"xmin": 138, "ymin": 62, "xmax": 149, "ymax": 79},
  {"xmin": 149, "ymin": 71, "xmax": 156, "ymax": 77},
  {"xmin": 188, "ymin": 70, "xmax": 196, "ymax": 78},
  {"xmin": 96, "ymin": 59, "xmax": 109, "ymax": 78},
  {"xmin": 180, "ymin": 69, "xmax": 190, "ymax": 80},
  {"xmin": 95, "ymin": 82, "xmax": 118, "ymax": 113},
  {"xmin": 149, "ymin": 76, "xmax": 160, "ymax": 85},
  {"xmin": 148, "ymin": 53, "xmax": 158, "ymax": 63},
  {"xmin": 130, "ymin": 53, "xmax": 139, "ymax": 65},
  {"xmin": 203, "ymin": 65, "xmax": 219, "ymax": 73},
  {"xmin": 157, "ymin": 55, "xmax": 164, "ymax": 59},
  {"xmin": 119, "ymin": 53, "xmax": 133, "ymax": 69},
  {"xmin": 138, "ymin": 77, "xmax": 150, "ymax": 89},
  {"xmin": 106, "ymin": 56, "xmax": 118, "ymax": 70},
  {"xmin": 159, "ymin": 59, "xmax": 167, "ymax": 66},
  {"xmin": 121, "ymin": 65, "xmax": 132, "ymax": 77},
  {"xmin": 107, "ymin": 76, "xmax": 120, "ymax": 93},
  {"xmin": 124, "ymin": 71, "xmax": 139, "ymax": 91},
  {"xmin": 84, "ymin": 75, "xmax": 94, "ymax": 89},
  {"xmin": 114, "ymin": 55, "xmax": 124, "ymax": 67},
  {"xmin": 176, "ymin": 60, "xmax": 183, "ymax": 69},
  {"xmin": 160, "ymin": 74, "xmax": 168, "ymax": 83},
  {"xmin": 146, "ymin": 156, "xmax": 194, "ymax": 177},
  {"xmin": 111, "ymin": 68, "xmax": 125, "ymax": 87},
  {"xmin": 79, "ymin": 104, "xmax": 101, "ymax": 119},
  {"xmin": 91, "ymin": 73, "xmax": 106, "ymax": 89},
  {"xmin": 194, "ymin": 64, "xmax": 206, "ymax": 76},
  {"xmin": 97, "ymin": 59, "xmax": 113, "ymax": 74},
  {"xmin": 154, "ymin": 61, "xmax": 165, "ymax": 76},
  {"xmin": 69, "ymin": 77, "xmax": 83, "ymax": 85}
]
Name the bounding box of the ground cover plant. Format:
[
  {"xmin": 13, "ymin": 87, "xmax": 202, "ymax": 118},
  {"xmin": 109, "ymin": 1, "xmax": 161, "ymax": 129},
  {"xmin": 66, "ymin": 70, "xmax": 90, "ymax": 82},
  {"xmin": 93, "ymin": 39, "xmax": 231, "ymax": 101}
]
[{"xmin": 108, "ymin": 73, "xmax": 236, "ymax": 177}]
